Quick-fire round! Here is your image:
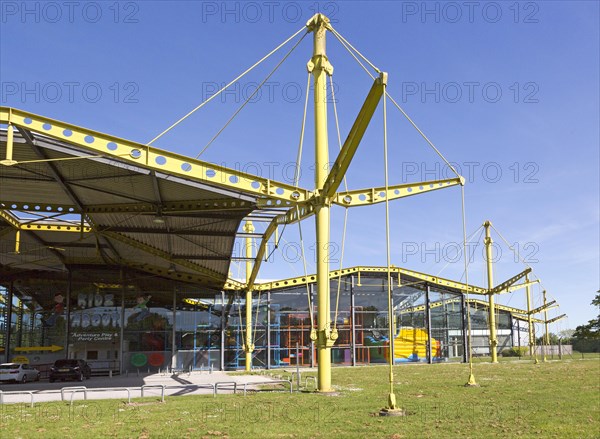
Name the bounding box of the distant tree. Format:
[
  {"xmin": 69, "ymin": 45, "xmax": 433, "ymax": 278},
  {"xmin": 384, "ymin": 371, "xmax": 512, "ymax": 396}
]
[
  {"xmin": 571, "ymin": 291, "xmax": 600, "ymax": 353},
  {"xmin": 558, "ymin": 329, "xmax": 574, "ymax": 344},
  {"xmin": 572, "ymin": 291, "xmax": 600, "ymax": 339},
  {"xmin": 558, "ymin": 329, "xmax": 575, "ymax": 339}
]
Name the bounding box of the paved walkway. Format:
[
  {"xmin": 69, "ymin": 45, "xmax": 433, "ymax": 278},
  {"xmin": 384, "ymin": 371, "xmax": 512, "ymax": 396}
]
[{"xmin": 0, "ymin": 371, "xmax": 285, "ymax": 404}]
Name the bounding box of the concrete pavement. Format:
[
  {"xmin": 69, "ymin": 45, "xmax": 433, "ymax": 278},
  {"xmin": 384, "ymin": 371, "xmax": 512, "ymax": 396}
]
[{"xmin": 0, "ymin": 371, "xmax": 287, "ymax": 404}]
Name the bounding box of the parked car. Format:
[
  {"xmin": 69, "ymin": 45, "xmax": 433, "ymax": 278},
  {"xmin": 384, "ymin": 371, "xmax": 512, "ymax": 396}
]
[
  {"xmin": 0, "ymin": 363, "xmax": 41, "ymax": 383},
  {"xmin": 49, "ymin": 359, "xmax": 92, "ymax": 382}
]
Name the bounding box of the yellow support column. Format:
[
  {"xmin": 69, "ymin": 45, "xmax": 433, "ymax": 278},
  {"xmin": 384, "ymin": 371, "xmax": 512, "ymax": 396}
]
[
  {"xmin": 525, "ymin": 274, "xmax": 539, "ymax": 363},
  {"xmin": 307, "ymin": 13, "xmax": 335, "ymax": 392},
  {"xmin": 484, "ymin": 221, "xmax": 498, "ymax": 363},
  {"xmin": 1, "ymin": 111, "xmax": 18, "ymax": 166},
  {"xmin": 14, "ymin": 229, "xmax": 20, "ymax": 254},
  {"xmin": 5, "ymin": 122, "xmax": 14, "ymax": 164},
  {"xmin": 543, "ymin": 290, "xmax": 549, "ymax": 362},
  {"xmin": 244, "ymin": 221, "xmax": 255, "ymax": 372}
]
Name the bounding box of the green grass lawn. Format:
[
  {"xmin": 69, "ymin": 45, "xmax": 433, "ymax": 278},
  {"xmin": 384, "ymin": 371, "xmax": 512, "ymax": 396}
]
[{"xmin": 2, "ymin": 359, "xmax": 598, "ymax": 438}]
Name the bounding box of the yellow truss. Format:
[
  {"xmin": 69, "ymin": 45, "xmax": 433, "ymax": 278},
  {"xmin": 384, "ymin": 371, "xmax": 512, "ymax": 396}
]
[
  {"xmin": 399, "ymin": 297, "xmax": 546, "ymax": 323},
  {"xmin": 2, "ymin": 106, "xmax": 464, "ymax": 289},
  {"xmin": 0, "ymin": 107, "xmax": 312, "ymax": 205},
  {"xmin": 495, "ymin": 279, "xmax": 540, "ymax": 294},
  {"xmin": 488, "ymin": 268, "xmax": 531, "ymax": 295},
  {"xmin": 0, "ymin": 199, "xmax": 255, "ymax": 214},
  {"xmin": 321, "ymin": 73, "xmax": 386, "ymax": 199},
  {"xmin": 545, "ymin": 314, "xmax": 566, "ymax": 324},
  {"xmin": 333, "ymin": 178, "xmax": 462, "ymax": 207},
  {"xmin": 251, "ymin": 265, "xmax": 487, "ymax": 294},
  {"xmin": 529, "ymin": 300, "xmax": 558, "ymax": 315}
]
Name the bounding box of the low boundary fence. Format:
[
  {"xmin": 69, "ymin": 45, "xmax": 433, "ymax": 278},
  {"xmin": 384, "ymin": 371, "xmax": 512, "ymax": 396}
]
[{"xmin": 0, "ymin": 379, "xmax": 292, "ymax": 406}]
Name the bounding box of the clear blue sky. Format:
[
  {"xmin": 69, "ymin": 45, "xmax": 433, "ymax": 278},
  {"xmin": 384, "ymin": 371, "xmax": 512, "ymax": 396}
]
[{"xmin": 1, "ymin": 1, "xmax": 598, "ymax": 330}]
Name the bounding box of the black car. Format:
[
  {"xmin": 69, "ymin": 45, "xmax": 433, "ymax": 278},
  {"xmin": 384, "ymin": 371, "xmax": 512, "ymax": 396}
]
[{"xmin": 49, "ymin": 359, "xmax": 92, "ymax": 382}]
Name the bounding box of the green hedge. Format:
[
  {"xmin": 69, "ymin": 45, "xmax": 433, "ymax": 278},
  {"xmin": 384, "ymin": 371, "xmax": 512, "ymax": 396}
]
[{"xmin": 572, "ymin": 338, "xmax": 600, "ymax": 353}]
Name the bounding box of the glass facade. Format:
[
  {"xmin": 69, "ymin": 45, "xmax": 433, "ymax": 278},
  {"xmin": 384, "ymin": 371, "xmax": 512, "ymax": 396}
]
[
  {"xmin": 468, "ymin": 301, "xmax": 514, "ymax": 356},
  {"xmin": 2, "ymin": 271, "xmax": 523, "ymax": 372}
]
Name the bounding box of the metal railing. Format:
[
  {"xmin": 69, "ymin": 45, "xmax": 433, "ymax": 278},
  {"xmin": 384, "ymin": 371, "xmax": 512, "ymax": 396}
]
[
  {"xmin": 214, "ymin": 381, "xmax": 237, "ymax": 395},
  {"xmin": 140, "ymin": 384, "xmax": 166, "ymax": 402},
  {"xmin": 0, "ymin": 378, "xmax": 293, "ymax": 406},
  {"xmin": 61, "ymin": 386, "xmax": 87, "ymax": 402},
  {"xmin": 0, "ymin": 389, "xmax": 34, "ymax": 407}
]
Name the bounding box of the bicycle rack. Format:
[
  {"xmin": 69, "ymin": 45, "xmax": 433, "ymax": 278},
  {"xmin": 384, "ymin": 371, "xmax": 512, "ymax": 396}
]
[
  {"xmin": 1, "ymin": 378, "xmax": 296, "ymax": 406},
  {"xmin": 0, "ymin": 390, "xmax": 35, "ymax": 407},
  {"xmin": 61, "ymin": 386, "xmax": 87, "ymax": 402},
  {"xmin": 214, "ymin": 381, "xmax": 237, "ymax": 395},
  {"xmin": 290, "ymin": 371, "xmax": 302, "ymax": 391},
  {"xmin": 305, "ymin": 376, "xmax": 317, "ymax": 391},
  {"xmin": 140, "ymin": 384, "xmax": 166, "ymax": 402}
]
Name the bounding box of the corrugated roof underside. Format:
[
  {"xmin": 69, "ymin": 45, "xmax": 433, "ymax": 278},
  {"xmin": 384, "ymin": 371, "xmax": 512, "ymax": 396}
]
[{"xmin": 1, "ymin": 128, "xmax": 259, "ymax": 286}]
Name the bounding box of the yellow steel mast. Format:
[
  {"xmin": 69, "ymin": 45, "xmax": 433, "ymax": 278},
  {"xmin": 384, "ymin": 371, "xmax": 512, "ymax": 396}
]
[
  {"xmin": 543, "ymin": 290, "xmax": 549, "ymax": 362},
  {"xmin": 244, "ymin": 220, "xmax": 255, "ymax": 372},
  {"xmin": 525, "ymin": 273, "xmax": 539, "ymax": 363},
  {"xmin": 307, "ymin": 14, "xmax": 336, "ymax": 392},
  {"xmin": 484, "ymin": 221, "xmax": 498, "ymax": 363}
]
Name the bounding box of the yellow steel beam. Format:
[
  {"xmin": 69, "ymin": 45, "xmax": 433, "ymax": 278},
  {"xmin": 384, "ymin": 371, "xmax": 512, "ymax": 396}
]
[
  {"xmin": 0, "ymin": 210, "xmax": 21, "ymax": 229},
  {"xmin": 20, "ymin": 223, "xmax": 92, "ymax": 233},
  {"xmin": 399, "ymin": 299, "xmax": 451, "ymax": 314},
  {"xmin": 529, "ymin": 300, "xmax": 558, "ymax": 315},
  {"xmin": 399, "ymin": 304, "xmax": 425, "ymax": 313},
  {"xmin": 0, "ymin": 219, "xmax": 91, "ymax": 233},
  {"xmin": 0, "ymin": 206, "xmax": 92, "ymax": 233},
  {"xmin": 545, "ymin": 314, "xmax": 566, "ymax": 324},
  {"xmin": 467, "ymin": 298, "xmax": 536, "ymax": 316},
  {"xmin": 512, "ymin": 313, "xmax": 545, "ymax": 324},
  {"xmin": 333, "ymin": 178, "xmax": 462, "ymax": 207},
  {"xmin": 0, "ymin": 107, "xmax": 312, "ymax": 205},
  {"xmin": 90, "ymin": 198, "xmax": 254, "ymax": 214},
  {"xmin": 496, "ymin": 279, "xmax": 540, "ymax": 294},
  {"xmin": 253, "ymin": 265, "xmax": 487, "ymax": 294},
  {"xmin": 0, "ymin": 209, "xmax": 92, "ymax": 234},
  {"xmin": 246, "ymin": 215, "xmax": 280, "ymax": 290},
  {"xmin": 488, "ymin": 268, "xmax": 532, "ymax": 295},
  {"xmin": 0, "ymin": 201, "xmax": 79, "ymax": 214},
  {"xmin": 400, "ymin": 298, "xmax": 537, "ymax": 320},
  {"xmin": 321, "ymin": 73, "xmax": 387, "ymax": 199},
  {"xmin": 393, "ymin": 266, "xmax": 487, "ymax": 295},
  {"xmin": 0, "ymin": 198, "xmax": 255, "ymax": 214},
  {"xmin": 246, "ymin": 202, "xmax": 315, "ymax": 290}
]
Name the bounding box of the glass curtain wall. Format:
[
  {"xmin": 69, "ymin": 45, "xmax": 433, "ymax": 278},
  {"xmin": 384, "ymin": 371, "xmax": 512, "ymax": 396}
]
[
  {"xmin": 176, "ymin": 294, "xmax": 223, "ymax": 371},
  {"xmin": 269, "ymin": 286, "xmax": 314, "ymax": 368},
  {"xmin": 428, "ymin": 288, "xmax": 465, "ymax": 361},
  {"xmin": 4, "ymin": 271, "xmax": 519, "ymax": 371},
  {"xmin": 468, "ymin": 302, "xmax": 514, "ymax": 356}
]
